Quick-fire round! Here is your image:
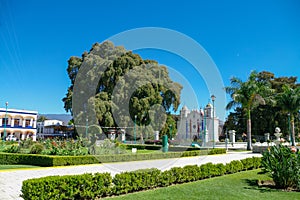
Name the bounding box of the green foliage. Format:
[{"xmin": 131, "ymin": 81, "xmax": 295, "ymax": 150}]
[
  {"xmin": 19, "ymin": 139, "xmax": 34, "ymax": 149},
  {"xmin": 29, "ymin": 143, "xmax": 44, "ymax": 154},
  {"xmin": 63, "ymin": 41, "xmax": 182, "ymax": 139},
  {"xmin": 21, "ymin": 157, "xmax": 262, "ymax": 199},
  {"xmin": 276, "ymin": 85, "xmax": 300, "ymax": 146},
  {"xmin": 262, "ymin": 145, "xmax": 300, "ymax": 190},
  {"xmin": 160, "ymin": 114, "xmax": 177, "ymax": 138},
  {"xmin": 0, "ymin": 153, "xmax": 53, "ymax": 166},
  {"xmin": 225, "ymin": 160, "xmax": 244, "ymax": 174},
  {"xmin": 96, "ymin": 139, "xmax": 127, "ymax": 155},
  {"xmin": 0, "ymin": 149, "xmax": 221, "ymax": 166},
  {"xmin": 224, "ymin": 71, "xmax": 300, "ymax": 139},
  {"xmin": 21, "ymin": 173, "xmax": 112, "ymax": 200},
  {"xmin": 113, "ymin": 168, "xmax": 160, "ymax": 195},
  {"xmin": 225, "ymin": 71, "xmax": 274, "ymax": 150},
  {"xmin": 3, "ymin": 144, "xmax": 19, "ymax": 153},
  {"xmin": 208, "ymin": 148, "xmax": 226, "ymax": 155}
]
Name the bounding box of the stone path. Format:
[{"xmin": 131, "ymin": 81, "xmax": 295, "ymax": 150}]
[{"xmin": 0, "ymin": 152, "xmax": 262, "ymax": 200}]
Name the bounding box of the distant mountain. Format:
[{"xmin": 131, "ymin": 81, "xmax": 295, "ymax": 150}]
[{"xmin": 38, "ymin": 114, "xmax": 72, "ymax": 125}]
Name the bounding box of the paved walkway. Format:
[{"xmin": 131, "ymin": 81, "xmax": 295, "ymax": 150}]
[{"xmin": 0, "ymin": 152, "xmax": 262, "ymax": 200}]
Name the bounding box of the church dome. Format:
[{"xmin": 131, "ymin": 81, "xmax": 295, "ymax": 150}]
[{"xmin": 182, "ymin": 105, "xmax": 188, "ymax": 111}]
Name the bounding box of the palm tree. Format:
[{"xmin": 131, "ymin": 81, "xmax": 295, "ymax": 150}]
[
  {"xmin": 276, "ymin": 85, "xmax": 300, "ymax": 146},
  {"xmin": 225, "ymin": 71, "xmax": 272, "ymax": 150}
]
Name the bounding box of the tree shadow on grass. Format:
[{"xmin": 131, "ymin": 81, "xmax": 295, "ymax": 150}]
[{"xmin": 243, "ymin": 179, "xmax": 277, "ymax": 193}]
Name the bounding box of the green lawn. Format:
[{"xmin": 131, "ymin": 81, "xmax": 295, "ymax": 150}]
[
  {"xmin": 135, "ymin": 149, "xmax": 161, "ymax": 154},
  {"xmin": 0, "ymin": 165, "xmax": 40, "ymax": 170},
  {"xmin": 108, "ymin": 169, "xmax": 299, "ymax": 200}
]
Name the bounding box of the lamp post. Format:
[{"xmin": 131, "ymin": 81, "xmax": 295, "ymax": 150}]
[
  {"xmin": 3, "ymin": 102, "xmax": 8, "ymax": 141},
  {"xmin": 288, "ymin": 113, "xmax": 291, "ymax": 145},
  {"xmin": 203, "ymin": 109, "xmax": 206, "ymax": 147},
  {"xmin": 225, "ymin": 129, "xmax": 228, "ymax": 152},
  {"xmin": 169, "ymin": 124, "xmax": 172, "ymax": 139},
  {"xmin": 134, "ymin": 115, "xmax": 137, "ymax": 144},
  {"xmin": 85, "ymin": 117, "xmax": 88, "ymax": 139},
  {"xmin": 211, "ymin": 95, "xmax": 216, "ymax": 149}
]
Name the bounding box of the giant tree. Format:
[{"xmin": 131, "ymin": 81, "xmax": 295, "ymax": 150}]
[
  {"xmin": 276, "ymin": 85, "xmax": 300, "ymax": 146},
  {"xmin": 225, "ymin": 71, "xmax": 273, "ymax": 150},
  {"xmin": 63, "ymin": 41, "xmax": 182, "ymax": 139}
]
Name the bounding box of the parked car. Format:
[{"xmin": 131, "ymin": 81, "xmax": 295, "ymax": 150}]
[{"xmin": 6, "ymin": 135, "xmax": 18, "ymax": 141}]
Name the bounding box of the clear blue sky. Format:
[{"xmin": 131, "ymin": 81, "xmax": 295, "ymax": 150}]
[{"xmin": 0, "ymin": 0, "xmax": 299, "ymax": 120}]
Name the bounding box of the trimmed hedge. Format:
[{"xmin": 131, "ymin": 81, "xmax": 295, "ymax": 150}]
[
  {"xmin": 21, "ymin": 173, "xmax": 112, "ymax": 200},
  {"xmin": 0, "ymin": 148, "xmax": 226, "ymax": 167},
  {"xmin": 208, "ymin": 148, "xmax": 226, "ymax": 155},
  {"xmin": 21, "ymin": 157, "xmax": 262, "ymax": 199}
]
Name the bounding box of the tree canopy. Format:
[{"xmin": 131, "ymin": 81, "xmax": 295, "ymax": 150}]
[
  {"xmin": 225, "ymin": 71, "xmax": 273, "ymax": 150},
  {"xmin": 62, "ymin": 41, "xmax": 182, "ymax": 139},
  {"xmin": 224, "ymin": 71, "xmax": 300, "ymax": 144}
]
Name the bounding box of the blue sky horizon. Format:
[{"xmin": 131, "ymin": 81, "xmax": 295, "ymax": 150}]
[{"xmin": 0, "ymin": 0, "xmax": 299, "ymax": 120}]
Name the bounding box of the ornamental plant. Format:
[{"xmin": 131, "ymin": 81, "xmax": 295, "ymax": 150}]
[{"xmin": 262, "ymin": 144, "xmax": 300, "ymax": 190}]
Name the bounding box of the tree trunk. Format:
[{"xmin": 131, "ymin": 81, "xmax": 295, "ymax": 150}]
[
  {"xmin": 291, "ymin": 116, "xmax": 296, "ymax": 146},
  {"xmin": 247, "ymin": 110, "xmax": 252, "ymax": 150}
]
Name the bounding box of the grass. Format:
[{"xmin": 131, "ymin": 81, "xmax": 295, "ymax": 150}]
[
  {"xmin": 107, "ymin": 169, "xmax": 299, "ymax": 200},
  {"xmin": 0, "ymin": 165, "xmax": 40, "ymax": 170},
  {"xmin": 135, "ymin": 150, "xmax": 161, "ymax": 154}
]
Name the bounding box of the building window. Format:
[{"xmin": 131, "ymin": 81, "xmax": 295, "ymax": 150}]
[
  {"xmin": 2, "ymin": 118, "xmax": 8, "ymax": 125},
  {"xmin": 14, "ymin": 119, "xmax": 20, "ymax": 126},
  {"xmin": 25, "ymin": 119, "xmax": 31, "ymax": 127}
]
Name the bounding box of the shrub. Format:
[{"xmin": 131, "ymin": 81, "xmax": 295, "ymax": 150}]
[
  {"xmin": 208, "ymin": 148, "xmax": 226, "ymax": 155},
  {"xmin": 112, "ymin": 168, "xmax": 160, "ymax": 195},
  {"xmin": 158, "ymin": 169, "xmax": 177, "ymax": 187},
  {"xmin": 262, "ymin": 144, "xmax": 300, "ymax": 190},
  {"xmin": 0, "ymin": 153, "xmax": 53, "ymax": 166},
  {"xmin": 21, "ymin": 173, "xmax": 112, "ymax": 200},
  {"xmin": 29, "ymin": 143, "xmax": 44, "ymax": 154},
  {"xmin": 3, "ymin": 145, "xmax": 19, "ymax": 153},
  {"xmin": 21, "ymin": 156, "xmax": 262, "ymax": 199},
  {"xmin": 225, "ymin": 160, "xmax": 243, "ymax": 174}
]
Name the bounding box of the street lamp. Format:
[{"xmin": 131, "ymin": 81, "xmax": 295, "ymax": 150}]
[
  {"xmin": 288, "ymin": 113, "xmax": 292, "ymax": 145},
  {"xmin": 211, "ymin": 95, "xmax": 216, "ymax": 149},
  {"xmin": 169, "ymin": 124, "xmax": 172, "ymax": 139},
  {"xmin": 134, "ymin": 115, "xmax": 137, "ymax": 144},
  {"xmin": 225, "ymin": 129, "xmax": 228, "ymax": 152},
  {"xmin": 85, "ymin": 117, "xmax": 88, "ymax": 139},
  {"xmin": 3, "ymin": 102, "xmax": 8, "ymax": 141},
  {"xmin": 203, "ymin": 109, "xmax": 206, "ymax": 147}
]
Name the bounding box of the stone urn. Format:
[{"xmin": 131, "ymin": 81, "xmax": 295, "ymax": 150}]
[{"xmin": 274, "ymin": 127, "xmax": 282, "ymax": 146}]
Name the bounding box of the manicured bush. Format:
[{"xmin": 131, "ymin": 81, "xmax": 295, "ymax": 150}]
[
  {"xmin": 0, "ymin": 147, "xmax": 225, "ymax": 167},
  {"xmin": 21, "ymin": 173, "xmax": 112, "ymax": 200},
  {"xmin": 208, "ymin": 148, "xmax": 226, "ymax": 155},
  {"xmin": 157, "ymin": 169, "xmax": 177, "ymax": 187},
  {"xmin": 21, "ymin": 156, "xmax": 262, "ymax": 199},
  {"xmin": 262, "ymin": 145, "xmax": 300, "ymax": 190},
  {"xmin": 182, "ymin": 165, "xmax": 201, "ymax": 182},
  {"xmin": 112, "ymin": 168, "xmax": 160, "ymax": 195},
  {"xmin": 225, "ymin": 160, "xmax": 243, "ymax": 174}
]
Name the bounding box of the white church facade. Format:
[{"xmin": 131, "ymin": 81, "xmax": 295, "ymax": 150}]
[{"xmin": 176, "ymin": 104, "xmax": 220, "ymax": 144}]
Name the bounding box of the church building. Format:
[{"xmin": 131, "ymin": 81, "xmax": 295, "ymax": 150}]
[{"xmin": 176, "ymin": 104, "xmax": 220, "ymax": 144}]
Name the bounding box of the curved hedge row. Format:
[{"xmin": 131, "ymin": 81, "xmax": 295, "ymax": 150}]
[
  {"xmin": 21, "ymin": 156, "xmax": 261, "ymax": 199},
  {"xmin": 0, "ymin": 149, "xmax": 226, "ymax": 166}
]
